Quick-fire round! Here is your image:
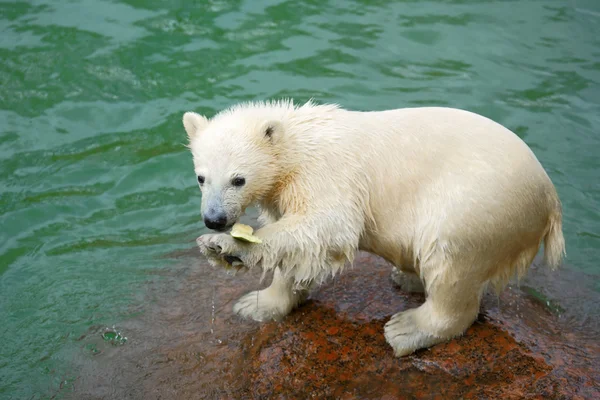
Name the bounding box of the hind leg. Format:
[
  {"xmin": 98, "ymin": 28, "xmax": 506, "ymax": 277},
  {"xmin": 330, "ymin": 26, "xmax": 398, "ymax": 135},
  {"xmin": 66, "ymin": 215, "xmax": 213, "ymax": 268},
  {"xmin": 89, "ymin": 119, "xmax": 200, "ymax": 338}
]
[
  {"xmin": 385, "ymin": 263, "xmax": 483, "ymax": 356},
  {"xmin": 391, "ymin": 267, "xmax": 425, "ymax": 293},
  {"xmin": 233, "ymin": 268, "xmax": 308, "ymax": 322}
]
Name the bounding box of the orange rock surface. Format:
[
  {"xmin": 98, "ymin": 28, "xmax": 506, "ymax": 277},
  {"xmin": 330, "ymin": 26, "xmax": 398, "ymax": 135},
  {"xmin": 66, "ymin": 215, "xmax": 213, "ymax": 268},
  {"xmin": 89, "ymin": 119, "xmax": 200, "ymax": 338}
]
[{"xmin": 72, "ymin": 250, "xmax": 600, "ymax": 399}]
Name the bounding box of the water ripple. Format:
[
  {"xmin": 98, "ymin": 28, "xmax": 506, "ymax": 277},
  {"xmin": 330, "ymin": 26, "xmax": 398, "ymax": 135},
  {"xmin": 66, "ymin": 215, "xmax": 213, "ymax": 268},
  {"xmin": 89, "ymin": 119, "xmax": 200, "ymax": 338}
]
[{"xmin": 1, "ymin": 0, "xmax": 599, "ymax": 398}]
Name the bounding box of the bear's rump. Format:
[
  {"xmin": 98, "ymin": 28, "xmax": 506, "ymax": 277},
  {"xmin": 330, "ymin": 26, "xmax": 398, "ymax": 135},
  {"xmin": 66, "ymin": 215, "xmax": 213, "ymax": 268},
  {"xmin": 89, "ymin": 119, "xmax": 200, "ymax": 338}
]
[{"xmin": 361, "ymin": 154, "xmax": 554, "ymax": 283}]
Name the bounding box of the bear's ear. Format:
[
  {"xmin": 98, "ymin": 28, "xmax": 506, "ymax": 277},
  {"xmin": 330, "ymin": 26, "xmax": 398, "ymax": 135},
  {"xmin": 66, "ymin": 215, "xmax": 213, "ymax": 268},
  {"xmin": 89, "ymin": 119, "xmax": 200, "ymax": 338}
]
[
  {"xmin": 183, "ymin": 112, "xmax": 209, "ymax": 140},
  {"xmin": 261, "ymin": 120, "xmax": 282, "ymax": 142}
]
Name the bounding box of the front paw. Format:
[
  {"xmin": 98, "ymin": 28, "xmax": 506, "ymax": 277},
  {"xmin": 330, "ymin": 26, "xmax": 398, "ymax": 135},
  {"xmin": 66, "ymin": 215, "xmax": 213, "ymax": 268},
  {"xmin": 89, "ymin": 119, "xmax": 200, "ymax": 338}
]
[
  {"xmin": 197, "ymin": 233, "xmax": 258, "ymax": 268},
  {"xmin": 196, "ymin": 234, "xmax": 221, "ymax": 258},
  {"xmin": 198, "ymin": 233, "xmax": 238, "ymax": 256}
]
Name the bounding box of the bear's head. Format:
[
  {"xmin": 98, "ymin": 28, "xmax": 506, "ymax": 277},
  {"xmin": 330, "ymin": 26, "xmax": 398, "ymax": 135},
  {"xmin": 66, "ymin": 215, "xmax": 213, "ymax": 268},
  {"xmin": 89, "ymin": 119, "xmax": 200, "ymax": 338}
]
[{"xmin": 183, "ymin": 110, "xmax": 282, "ymax": 231}]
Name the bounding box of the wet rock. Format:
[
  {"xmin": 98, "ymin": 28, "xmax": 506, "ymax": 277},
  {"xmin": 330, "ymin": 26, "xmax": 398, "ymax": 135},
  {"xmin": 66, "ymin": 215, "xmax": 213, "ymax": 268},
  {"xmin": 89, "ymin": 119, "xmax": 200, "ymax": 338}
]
[{"xmin": 70, "ymin": 251, "xmax": 600, "ymax": 399}]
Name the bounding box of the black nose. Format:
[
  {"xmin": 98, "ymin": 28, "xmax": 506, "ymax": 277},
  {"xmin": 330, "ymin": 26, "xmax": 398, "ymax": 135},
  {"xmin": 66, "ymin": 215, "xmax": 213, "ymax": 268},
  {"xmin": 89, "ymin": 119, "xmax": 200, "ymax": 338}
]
[{"xmin": 204, "ymin": 213, "xmax": 228, "ymax": 231}]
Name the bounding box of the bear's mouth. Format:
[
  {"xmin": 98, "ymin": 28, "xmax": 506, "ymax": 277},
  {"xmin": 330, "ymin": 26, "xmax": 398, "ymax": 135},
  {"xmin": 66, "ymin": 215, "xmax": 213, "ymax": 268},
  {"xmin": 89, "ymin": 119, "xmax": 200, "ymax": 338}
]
[{"xmin": 211, "ymin": 222, "xmax": 235, "ymax": 233}]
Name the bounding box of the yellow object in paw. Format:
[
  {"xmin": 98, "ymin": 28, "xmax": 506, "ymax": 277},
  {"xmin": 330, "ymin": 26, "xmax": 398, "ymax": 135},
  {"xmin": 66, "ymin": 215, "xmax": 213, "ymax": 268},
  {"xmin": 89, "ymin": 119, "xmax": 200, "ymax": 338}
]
[{"xmin": 230, "ymin": 223, "xmax": 262, "ymax": 243}]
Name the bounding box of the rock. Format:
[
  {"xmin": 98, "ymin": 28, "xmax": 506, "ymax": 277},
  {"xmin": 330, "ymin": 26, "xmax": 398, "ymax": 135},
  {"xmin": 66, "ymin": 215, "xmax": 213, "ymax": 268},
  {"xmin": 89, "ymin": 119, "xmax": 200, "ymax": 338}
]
[{"xmin": 70, "ymin": 251, "xmax": 600, "ymax": 399}]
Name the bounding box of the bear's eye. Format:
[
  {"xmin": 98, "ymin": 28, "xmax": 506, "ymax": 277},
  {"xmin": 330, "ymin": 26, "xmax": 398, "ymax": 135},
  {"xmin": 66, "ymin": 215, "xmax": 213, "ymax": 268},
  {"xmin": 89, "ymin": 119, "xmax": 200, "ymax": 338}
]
[
  {"xmin": 265, "ymin": 126, "xmax": 274, "ymax": 138},
  {"xmin": 231, "ymin": 177, "xmax": 245, "ymax": 187},
  {"xmin": 197, "ymin": 175, "xmax": 205, "ymax": 185}
]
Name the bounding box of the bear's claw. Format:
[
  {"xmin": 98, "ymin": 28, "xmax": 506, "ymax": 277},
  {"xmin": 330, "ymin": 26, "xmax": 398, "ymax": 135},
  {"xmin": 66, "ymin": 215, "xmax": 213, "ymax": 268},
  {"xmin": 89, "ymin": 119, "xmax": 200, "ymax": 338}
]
[{"xmin": 197, "ymin": 233, "xmax": 257, "ymax": 267}]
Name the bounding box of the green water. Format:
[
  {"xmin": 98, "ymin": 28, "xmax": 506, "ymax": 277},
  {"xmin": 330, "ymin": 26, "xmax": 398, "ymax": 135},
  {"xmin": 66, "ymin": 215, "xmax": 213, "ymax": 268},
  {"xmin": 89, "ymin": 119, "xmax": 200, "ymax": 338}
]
[{"xmin": 1, "ymin": 0, "xmax": 599, "ymax": 397}]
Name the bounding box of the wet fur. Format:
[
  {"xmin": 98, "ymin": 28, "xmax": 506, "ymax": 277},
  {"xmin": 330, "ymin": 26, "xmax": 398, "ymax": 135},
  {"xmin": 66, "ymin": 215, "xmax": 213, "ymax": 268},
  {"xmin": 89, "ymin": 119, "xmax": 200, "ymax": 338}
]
[{"xmin": 185, "ymin": 100, "xmax": 565, "ymax": 356}]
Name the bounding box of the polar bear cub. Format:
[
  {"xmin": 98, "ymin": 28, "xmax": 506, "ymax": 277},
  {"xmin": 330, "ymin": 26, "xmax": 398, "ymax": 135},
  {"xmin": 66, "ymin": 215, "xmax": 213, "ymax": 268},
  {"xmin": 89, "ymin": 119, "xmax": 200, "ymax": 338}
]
[{"xmin": 183, "ymin": 100, "xmax": 565, "ymax": 357}]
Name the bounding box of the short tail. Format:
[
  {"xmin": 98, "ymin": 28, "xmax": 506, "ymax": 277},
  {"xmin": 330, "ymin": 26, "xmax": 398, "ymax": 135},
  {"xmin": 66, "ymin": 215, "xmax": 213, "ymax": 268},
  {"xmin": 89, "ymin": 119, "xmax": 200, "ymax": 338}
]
[{"xmin": 543, "ymin": 200, "xmax": 565, "ymax": 269}]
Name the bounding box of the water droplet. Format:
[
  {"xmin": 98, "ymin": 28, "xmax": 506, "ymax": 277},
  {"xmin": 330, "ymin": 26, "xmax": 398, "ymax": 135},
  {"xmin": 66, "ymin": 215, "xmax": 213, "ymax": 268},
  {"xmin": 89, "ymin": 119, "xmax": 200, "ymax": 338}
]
[
  {"xmin": 211, "ymin": 286, "xmax": 216, "ymax": 336},
  {"xmin": 102, "ymin": 327, "xmax": 128, "ymax": 345}
]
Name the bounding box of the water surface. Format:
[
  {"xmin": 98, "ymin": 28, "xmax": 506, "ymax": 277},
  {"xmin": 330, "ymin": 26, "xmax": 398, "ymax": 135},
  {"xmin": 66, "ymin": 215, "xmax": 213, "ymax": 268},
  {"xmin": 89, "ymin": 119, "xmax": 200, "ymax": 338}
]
[{"xmin": 1, "ymin": 0, "xmax": 599, "ymax": 398}]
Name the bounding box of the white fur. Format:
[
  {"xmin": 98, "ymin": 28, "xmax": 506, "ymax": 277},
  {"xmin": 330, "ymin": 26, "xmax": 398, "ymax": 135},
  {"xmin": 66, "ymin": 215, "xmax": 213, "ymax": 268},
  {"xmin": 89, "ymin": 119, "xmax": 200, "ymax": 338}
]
[{"xmin": 185, "ymin": 100, "xmax": 565, "ymax": 356}]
